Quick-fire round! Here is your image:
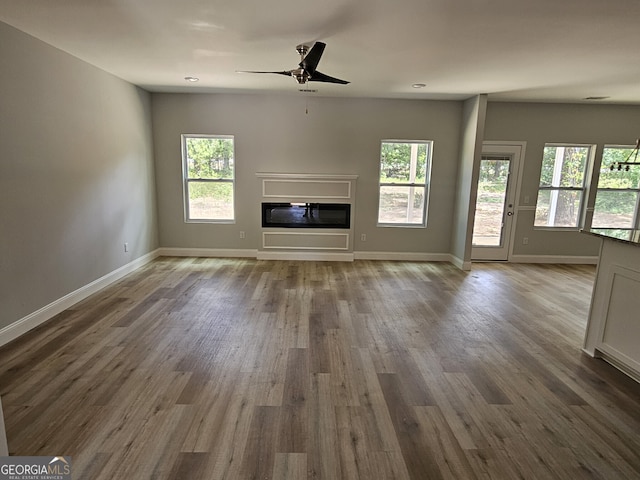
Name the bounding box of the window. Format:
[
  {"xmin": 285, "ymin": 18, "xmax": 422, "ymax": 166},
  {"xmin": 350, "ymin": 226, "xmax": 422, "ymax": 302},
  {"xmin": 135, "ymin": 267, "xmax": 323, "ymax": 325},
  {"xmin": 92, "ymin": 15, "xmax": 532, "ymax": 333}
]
[
  {"xmin": 181, "ymin": 135, "xmax": 235, "ymax": 222},
  {"xmin": 534, "ymin": 144, "xmax": 592, "ymax": 228},
  {"xmin": 592, "ymin": 145, "xmax": 640, "ymax": 228},
  {"xmin": 377, "ymin": 140, "xmax": 432, "ymax": 226}
]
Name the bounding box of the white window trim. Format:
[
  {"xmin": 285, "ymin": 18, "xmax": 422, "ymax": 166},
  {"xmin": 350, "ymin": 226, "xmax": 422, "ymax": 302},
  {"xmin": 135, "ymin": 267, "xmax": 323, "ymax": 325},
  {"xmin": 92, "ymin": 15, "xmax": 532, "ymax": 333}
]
[
  {"xmin": 534, "ymin": 143, "xmax": 595, "ymax": 230},
  {"xmin": 377, "ymin": 139, "xmax": 433, "ymax": 228},
  {"xmin": 181, "ymin": 134, "xmax": 236, "ymax": 224}
]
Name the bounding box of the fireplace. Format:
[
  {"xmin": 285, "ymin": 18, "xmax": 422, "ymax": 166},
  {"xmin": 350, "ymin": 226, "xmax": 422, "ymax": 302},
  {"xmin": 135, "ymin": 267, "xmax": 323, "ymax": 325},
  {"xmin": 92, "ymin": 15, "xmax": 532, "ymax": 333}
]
[
  {"xmin": 262, "ymin": 202, "xmax": 351, "ymax": 229},
  {"xmin": 256, "ymin": 173, "xmax": 357, "ymax": 260}
]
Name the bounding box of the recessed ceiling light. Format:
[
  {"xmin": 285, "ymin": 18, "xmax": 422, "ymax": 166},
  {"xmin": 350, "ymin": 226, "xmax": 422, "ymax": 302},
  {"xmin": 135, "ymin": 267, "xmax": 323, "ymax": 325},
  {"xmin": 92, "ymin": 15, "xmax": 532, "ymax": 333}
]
[
  {"xmin": 184, "ymin": 76, "xmax": 199, "ymax": 82},
  {"xmin": 412, "ymin": 83, "xmax": 427, "ymax": 88}
]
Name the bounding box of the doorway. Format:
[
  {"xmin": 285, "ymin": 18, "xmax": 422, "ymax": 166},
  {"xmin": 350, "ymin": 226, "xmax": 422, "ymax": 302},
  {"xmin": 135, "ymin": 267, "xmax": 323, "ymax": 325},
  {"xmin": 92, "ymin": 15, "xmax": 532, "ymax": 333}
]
[{"xmin": 472, "ymin": 143, "xmax": 523, "ymax": 261}]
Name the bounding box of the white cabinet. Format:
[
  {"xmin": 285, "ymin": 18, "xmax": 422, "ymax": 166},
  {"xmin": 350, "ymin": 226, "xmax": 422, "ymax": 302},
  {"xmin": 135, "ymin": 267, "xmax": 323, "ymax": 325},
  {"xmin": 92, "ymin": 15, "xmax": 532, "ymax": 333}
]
[{"xmin": 583, "ymin": 232, "xmax": 640, "ymax": 382}]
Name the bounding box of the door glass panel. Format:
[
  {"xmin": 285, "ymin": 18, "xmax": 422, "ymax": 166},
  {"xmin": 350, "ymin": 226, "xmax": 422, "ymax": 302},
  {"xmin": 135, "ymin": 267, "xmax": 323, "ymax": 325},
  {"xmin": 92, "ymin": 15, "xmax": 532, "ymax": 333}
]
[{"xmin": 473, "ymin": 158, "xmax": 510, "ymax": 246}]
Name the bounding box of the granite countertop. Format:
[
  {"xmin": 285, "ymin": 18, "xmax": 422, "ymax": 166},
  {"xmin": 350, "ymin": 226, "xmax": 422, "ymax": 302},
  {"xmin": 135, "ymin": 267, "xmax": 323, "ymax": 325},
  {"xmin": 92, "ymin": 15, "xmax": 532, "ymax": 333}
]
[{"xmin": 582, "ymin": 228, "xmax": 640, "ymax": 246}]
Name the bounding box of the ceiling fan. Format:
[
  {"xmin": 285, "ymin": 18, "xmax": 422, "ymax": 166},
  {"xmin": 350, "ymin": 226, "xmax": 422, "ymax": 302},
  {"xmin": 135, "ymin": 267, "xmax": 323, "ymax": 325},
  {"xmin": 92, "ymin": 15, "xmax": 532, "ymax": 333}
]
[{"xmin": 238, "ymin": 42, "xmax": 349, "ymax": 85}]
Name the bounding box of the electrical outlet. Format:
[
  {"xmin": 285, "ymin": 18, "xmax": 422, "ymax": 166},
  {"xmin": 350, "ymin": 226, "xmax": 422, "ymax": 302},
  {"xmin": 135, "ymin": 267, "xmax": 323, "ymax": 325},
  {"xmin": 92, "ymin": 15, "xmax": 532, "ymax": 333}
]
[
  {"xmin": 361, "ymin": 234, "xmax": 367, "ymax": 241},
  {"xmin": 239, "ymin": 231, "xmax": 245, "ymax": 239},
  {"xmin": 523, "ymin": 237, "xmax": 529, "ymax": 245}
]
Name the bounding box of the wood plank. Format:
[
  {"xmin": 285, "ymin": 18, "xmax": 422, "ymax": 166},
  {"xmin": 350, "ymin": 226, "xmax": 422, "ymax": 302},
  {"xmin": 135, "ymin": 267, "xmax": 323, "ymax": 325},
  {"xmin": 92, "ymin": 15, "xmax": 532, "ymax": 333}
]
[
  {"xmin": 240, "ymin": 406, "xmax": 280, "ymax": 480},
  {"xmin": 308, "ymin": 313, "xmax": 331, "ymax": 374},
  {"xmin": 412, "ymin": 406, "xmax": 479, "ymax": 480},
  {"xmin": 276, "ymin": 348, "xmax": 309, "ymax": 453},
  {"xmin": 272, "ymin": 453, "xmax": 307, "ymax": 479},
  {"xmin": 378, "ymin": 373, "xmax": 444, "ymax": 480},
  {"xmin": 1, "ymin": 259, "xmax": 639, "ymax": 479},
  {"xmin": 334, "ymin": 406, "xmax": 376, "ymax": 479},
  {"xmin": 165, "ymin": 452, "xmax": 210, "ymax": 479},
  {"xmin": 308, "ymin": 372, "xmax": 340, "ymax": 479}
]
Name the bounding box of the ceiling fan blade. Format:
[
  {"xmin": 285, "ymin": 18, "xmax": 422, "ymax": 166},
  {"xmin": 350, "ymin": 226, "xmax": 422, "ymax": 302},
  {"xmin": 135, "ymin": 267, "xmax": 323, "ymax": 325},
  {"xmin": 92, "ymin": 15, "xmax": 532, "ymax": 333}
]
[
  {"xmin": 309, "ymin": 70, "xmax": 350, "ymax": 85},
  {"xmin": 299, "ymin": 42, "xmax": 326, "ymax": 75},
  {"xmin": 236, "ymin": 70, "xmax": 293, "ymax": 77}
]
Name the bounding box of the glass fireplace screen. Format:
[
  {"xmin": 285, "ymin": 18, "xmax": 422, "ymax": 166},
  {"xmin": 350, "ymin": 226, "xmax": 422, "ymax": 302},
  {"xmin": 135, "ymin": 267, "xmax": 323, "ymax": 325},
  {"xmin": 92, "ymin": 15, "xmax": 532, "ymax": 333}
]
[{"xmin": 262, "ymin": 203, "xmax": 351, "ymax": 229}]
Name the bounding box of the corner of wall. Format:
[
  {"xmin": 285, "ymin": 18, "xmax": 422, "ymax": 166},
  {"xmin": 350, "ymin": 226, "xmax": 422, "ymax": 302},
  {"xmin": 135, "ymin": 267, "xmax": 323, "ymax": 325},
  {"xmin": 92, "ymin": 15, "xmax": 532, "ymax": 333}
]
[
  {"xmin": 450, "ymin": 94, "xmax": 488, "ymax": 263},
  {"xmin": 0, "ymin": 251, "xmax": 160, "ymax": 349}
]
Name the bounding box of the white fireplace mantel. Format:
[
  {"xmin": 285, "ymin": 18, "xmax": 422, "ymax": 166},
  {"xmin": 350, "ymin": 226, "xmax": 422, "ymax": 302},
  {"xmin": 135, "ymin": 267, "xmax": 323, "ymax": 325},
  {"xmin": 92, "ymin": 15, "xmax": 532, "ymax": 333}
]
[{"xmin": 256, "ymin": 173, "xmax": 358, "ymax": 261}]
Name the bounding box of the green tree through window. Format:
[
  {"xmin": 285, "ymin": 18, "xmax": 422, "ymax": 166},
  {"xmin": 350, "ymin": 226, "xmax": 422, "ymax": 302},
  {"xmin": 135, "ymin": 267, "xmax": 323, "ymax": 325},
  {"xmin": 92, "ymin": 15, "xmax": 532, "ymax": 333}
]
[
  {"xmin": 182, "ymin": 135, "xmax": 235, "ymax": 222},
  {"xmin": 378, "ymin": 140, "xmax": 432, "ymax": 226},
  {"xmin": 534, "ymin": 144, "xmax": 591, "ymax": 228},
  {"xmin": 593, "ymin": 146, "xmax": 640, "ymax": 228}
]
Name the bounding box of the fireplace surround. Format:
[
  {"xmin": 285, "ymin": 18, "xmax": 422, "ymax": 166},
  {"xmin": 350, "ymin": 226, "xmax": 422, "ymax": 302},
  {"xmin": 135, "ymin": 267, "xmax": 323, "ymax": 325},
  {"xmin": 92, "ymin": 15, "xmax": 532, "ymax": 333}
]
[{"xmin": 256, "ymin": 173, "xmax": 358, "ymax": 260}]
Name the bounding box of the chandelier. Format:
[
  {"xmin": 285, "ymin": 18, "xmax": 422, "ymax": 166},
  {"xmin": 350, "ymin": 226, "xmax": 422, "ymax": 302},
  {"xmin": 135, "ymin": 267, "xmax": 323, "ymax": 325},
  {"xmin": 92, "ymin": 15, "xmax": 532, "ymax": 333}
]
[{"xmin": 610, "ymin": 139, "xmax": 640, "ymax": 171}]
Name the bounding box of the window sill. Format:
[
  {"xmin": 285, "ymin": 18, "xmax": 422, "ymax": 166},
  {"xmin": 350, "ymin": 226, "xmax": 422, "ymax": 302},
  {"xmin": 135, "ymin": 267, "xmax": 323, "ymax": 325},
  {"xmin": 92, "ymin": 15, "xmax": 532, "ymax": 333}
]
[
  {"xmin": 377, "ymin": 223, "xmax": 426, "ymax": 229},
  {"xmin": 185, "ymin": 219, "xmax": 236, "ymax": 224},
  {"xmin": 532, "ymin": 226, "xmax": 581, "ymax": 231}
]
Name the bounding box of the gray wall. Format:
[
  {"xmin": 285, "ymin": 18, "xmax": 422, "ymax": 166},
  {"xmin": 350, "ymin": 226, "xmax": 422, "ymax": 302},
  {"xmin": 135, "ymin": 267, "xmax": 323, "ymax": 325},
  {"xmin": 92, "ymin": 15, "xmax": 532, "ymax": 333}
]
[
  {"xmin": 0, "ymin": 22, "xmax": 157, "ymax": 330},
  {"xmin": 485, "ymin": 102, "xmax": 640, "ymax": 257},
  {"xmin": 451, "ymin": 95, "xmax": 487, "ymax": 266},
  {"xmin": 151, "ymin": 93, "xmax": 462, "ymax": 254}
]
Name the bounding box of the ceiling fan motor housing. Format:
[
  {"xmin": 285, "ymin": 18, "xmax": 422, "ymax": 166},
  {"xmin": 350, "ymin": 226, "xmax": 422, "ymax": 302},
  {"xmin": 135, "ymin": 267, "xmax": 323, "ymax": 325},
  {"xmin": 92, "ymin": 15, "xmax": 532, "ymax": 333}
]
[
  {"xmin": 296, "ymin": 44, "xmax": 310, "ymax": 58},
  {"xmin": 292, "ymin": 68, "xmax": 309, "ymax": 84}
]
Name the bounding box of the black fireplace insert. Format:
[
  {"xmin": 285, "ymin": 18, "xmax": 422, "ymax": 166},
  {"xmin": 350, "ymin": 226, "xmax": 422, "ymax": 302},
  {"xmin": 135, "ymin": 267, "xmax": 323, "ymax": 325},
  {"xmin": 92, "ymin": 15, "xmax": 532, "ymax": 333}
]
[{"xmin": 262, "ymin": 202, "xmax": 351, "ymax": 228}]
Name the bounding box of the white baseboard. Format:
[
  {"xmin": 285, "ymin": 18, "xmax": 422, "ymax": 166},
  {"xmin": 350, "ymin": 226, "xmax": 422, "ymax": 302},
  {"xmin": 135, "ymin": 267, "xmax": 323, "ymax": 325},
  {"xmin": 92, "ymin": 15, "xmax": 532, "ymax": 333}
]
[
  {"xmin": 509, "ymin": 254, "xmax": 598, "ymax": 264},
  {"xmin": 449, "ymin": 255, "xmax": 472, "ymax": 271},
  {"xmin": 158, "ymin": 247, "xmax": 258, "ymax": 258},
  {"xmin": 158, "ymin": 247, "xmax": 475, "ymax": 267},
  {"xmin": 0, "ymin": 250, "xmax": 160, "ymax": 348},
  {"xmin": 257, "ymin": 251, "xmax": 355, "ymax": 261},
  {"xmin": 160, "ymin": 248, "xmax": 457, "ymax": 263},
  {"xmin": 157, "ymin": 247, "xmax": 465, "ymax": 265},
  {"xmin": 354, "ymin": 251, "xmax": 454, "ymax": 263},
  {"xmin": 596, "ymin": 350, "xmax": 640, "ymax": 384}
]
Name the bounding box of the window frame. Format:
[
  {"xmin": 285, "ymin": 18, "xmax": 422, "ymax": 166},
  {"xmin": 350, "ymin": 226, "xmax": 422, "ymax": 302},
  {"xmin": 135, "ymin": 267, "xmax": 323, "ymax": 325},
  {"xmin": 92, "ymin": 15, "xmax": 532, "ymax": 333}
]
[
  {"xmin": 534, "ymin": 143, "xmax": 594, "ymax": 230},
  {"xmin": 592, "ymin": 144, "xmax": 640, "ymax": 229},
  {"xmin": 377, "ymin": 139, "xmax": 433, "ymax": 228},
  {"xmin": 181, "ymin": 134, "xmax": 236, "ymax": 224}
]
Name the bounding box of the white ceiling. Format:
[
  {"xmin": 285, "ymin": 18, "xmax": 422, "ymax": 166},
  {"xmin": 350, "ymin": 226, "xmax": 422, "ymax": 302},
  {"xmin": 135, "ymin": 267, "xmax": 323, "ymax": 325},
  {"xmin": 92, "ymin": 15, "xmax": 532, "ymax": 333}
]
[{"xmin": 2, "ymin": 0, "xmax": 640, "ymax": 103}]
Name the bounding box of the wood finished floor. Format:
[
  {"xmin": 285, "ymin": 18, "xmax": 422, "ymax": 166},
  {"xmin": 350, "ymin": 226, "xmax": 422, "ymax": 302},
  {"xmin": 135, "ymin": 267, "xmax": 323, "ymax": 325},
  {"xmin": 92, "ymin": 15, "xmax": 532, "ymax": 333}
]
[{"xmin": 1, "ymin": 258, "xmax": 640, "ymax": 479}]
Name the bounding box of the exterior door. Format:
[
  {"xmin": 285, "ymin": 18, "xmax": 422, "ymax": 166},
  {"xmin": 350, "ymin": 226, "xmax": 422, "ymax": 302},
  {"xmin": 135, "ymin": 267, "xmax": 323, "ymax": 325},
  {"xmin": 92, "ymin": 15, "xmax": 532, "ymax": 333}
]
[{"xmin": 472, "ymin": 143, "xmax": 522, "ymax": 261}]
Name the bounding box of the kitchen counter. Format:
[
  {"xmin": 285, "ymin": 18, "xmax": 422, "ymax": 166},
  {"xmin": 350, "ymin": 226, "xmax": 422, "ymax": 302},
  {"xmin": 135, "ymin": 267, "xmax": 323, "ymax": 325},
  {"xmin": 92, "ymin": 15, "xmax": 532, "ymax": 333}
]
[{"xmin": 583, "ymin": 228, "xmax": 640, "ymax": 245}]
